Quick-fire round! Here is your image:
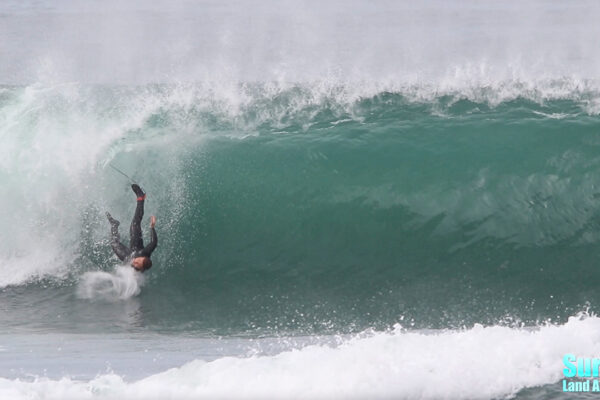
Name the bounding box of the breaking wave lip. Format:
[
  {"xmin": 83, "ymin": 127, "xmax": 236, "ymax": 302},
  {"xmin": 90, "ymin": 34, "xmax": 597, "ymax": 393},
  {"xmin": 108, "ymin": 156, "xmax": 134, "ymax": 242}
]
[
  {"xmin": 3, "ymin": 76, "xmax": 600, "ymax": 114},
  {"xmin": 1, "ymin": 312, "xmax": 599, "ymax": 400}
]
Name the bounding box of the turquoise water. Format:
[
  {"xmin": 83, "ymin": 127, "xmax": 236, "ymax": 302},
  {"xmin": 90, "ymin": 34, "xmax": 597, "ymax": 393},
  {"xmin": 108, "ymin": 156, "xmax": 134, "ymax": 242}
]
[{"xmin": 4, "ymin": 88, "xmax": 600, "ymax": 335}]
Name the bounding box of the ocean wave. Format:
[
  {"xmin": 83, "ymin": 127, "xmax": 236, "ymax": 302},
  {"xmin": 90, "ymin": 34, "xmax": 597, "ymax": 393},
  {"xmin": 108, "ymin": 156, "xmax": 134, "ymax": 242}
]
[
  {"xmin": 1, "ymin": 313, "xmax": 599, "ymax": 399},
  {"xmin": 1, "ymin": 81, "xmax": 599, "ymax": 332}
]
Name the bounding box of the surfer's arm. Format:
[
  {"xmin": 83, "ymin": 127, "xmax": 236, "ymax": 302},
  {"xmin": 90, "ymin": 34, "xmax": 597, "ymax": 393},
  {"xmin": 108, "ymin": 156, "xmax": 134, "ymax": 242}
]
[
  {"xmin": 140, "ymin": 218, "xmax": 157, "ymax": 257},
  {"xmin": 140, "ymin": 228, "xmax": 157, "ymax": 257}
]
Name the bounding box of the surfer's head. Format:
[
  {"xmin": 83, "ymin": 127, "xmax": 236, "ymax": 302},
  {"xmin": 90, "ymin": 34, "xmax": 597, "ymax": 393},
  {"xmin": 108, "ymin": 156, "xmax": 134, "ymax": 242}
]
[{"xmin": 131, "ymin": 257, "xmax": 152, "ymax": 272}]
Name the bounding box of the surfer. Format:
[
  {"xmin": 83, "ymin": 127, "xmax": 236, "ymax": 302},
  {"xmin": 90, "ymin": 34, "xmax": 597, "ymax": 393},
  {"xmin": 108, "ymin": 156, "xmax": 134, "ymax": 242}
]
[{"xmin": 106, "ymin": 184, "xmax": 157, "ymax": 272}]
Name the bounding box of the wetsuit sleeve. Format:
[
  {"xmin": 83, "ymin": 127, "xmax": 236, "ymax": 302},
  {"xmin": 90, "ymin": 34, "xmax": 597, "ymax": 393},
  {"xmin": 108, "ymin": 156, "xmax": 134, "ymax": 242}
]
[{"xmin": 139, "ymin": 227, "xmax": 157, "ymax": 257}]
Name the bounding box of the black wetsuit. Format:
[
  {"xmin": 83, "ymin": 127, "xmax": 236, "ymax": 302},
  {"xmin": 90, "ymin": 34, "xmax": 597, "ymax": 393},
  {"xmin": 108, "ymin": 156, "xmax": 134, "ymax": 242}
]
[{"xmin": 109, "ymin": 197, "xmax": 157, "ymax": 262}]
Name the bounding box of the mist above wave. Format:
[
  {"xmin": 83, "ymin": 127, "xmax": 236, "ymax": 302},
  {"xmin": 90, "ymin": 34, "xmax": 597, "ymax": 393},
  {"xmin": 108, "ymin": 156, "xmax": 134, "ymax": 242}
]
[{"xmin": 1, "ymin": 0, "xmax": 599, "ymax": 86}]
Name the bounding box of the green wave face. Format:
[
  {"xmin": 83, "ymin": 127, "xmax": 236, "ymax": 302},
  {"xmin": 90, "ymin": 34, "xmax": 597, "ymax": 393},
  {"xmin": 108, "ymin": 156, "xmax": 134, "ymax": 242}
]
[
  {"xmin": 155, "ymin": 97, "xmax": 600, "ymax": 334},
  {"xmin": 1, "ymin": 84, "xmax": 600, "ymax": 335}
]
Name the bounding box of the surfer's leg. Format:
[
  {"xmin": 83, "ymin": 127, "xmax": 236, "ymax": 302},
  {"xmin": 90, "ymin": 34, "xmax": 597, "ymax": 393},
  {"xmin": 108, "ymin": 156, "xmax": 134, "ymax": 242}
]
[
  {"xmin": 107, "ymin": 212, "xmax": 129, "ymax": 261},
  {"xmin": 129, "ymin": 197, "xmax": 145, "ymax": 251},
  {"xmin": 106, "ymin": 212, "xmax": 120, "ymax": 240},
  {"xmin": 111, "ymin": 242, "xmax": 130, "ymax": 261}
]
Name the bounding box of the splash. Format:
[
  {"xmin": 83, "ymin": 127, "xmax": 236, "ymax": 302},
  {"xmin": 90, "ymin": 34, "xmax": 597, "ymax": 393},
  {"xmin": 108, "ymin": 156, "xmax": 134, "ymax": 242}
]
[{"xmin": 77, "ymin": 266, "xmax": 144, "ymax": 301}]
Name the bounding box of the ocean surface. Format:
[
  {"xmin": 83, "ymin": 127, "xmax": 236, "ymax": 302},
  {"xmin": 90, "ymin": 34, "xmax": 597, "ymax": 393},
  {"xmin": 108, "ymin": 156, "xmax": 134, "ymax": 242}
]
[{"xmin": 2, "ymin": 0, "xmax": 600, "ymax": 399}]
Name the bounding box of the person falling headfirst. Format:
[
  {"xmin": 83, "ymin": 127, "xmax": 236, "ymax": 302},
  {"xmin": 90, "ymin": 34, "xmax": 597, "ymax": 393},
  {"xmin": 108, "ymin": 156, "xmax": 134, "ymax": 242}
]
[{"xmin": 106, "ymin": 184, "xmax": 157, "ymax": 272}]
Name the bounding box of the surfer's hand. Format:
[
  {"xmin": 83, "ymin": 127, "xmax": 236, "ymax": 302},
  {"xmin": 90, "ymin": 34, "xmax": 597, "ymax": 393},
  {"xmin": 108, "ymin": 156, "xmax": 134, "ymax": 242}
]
[{"xmin": 150, "ymin": 215, "xmax": 156, "ymax": 228}]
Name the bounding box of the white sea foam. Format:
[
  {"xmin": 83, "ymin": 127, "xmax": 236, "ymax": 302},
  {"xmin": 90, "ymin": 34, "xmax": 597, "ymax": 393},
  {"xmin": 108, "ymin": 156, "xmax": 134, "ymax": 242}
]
[
  {"xmin": 77, "ymin": 265, "xmax": 144, "ymax": 301},
  {"xmin": 1, "ymin": 313, "xmax": 599, "ymax": 400}
]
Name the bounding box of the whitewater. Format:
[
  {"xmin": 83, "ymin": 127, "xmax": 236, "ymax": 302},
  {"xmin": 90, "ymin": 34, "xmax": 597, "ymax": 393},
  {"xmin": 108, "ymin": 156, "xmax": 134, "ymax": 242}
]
[
  {"xmin": 2, "ymin": 0, "xmax": 600, "ymax": 399},
  {"xmin": 1, "ymin": 314, "xmax": 600, "ymax": 400}
]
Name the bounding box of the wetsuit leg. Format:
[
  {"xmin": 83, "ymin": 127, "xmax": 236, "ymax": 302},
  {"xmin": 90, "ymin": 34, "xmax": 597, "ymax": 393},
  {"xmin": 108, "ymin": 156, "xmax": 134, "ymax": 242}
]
[
  {"xmin": 129, "ymin": 199, "xmax": 145, "ymax": 252},
  {"xmin": 109, "ymin": 218, "xmax": 130, "ymax": 261}
]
